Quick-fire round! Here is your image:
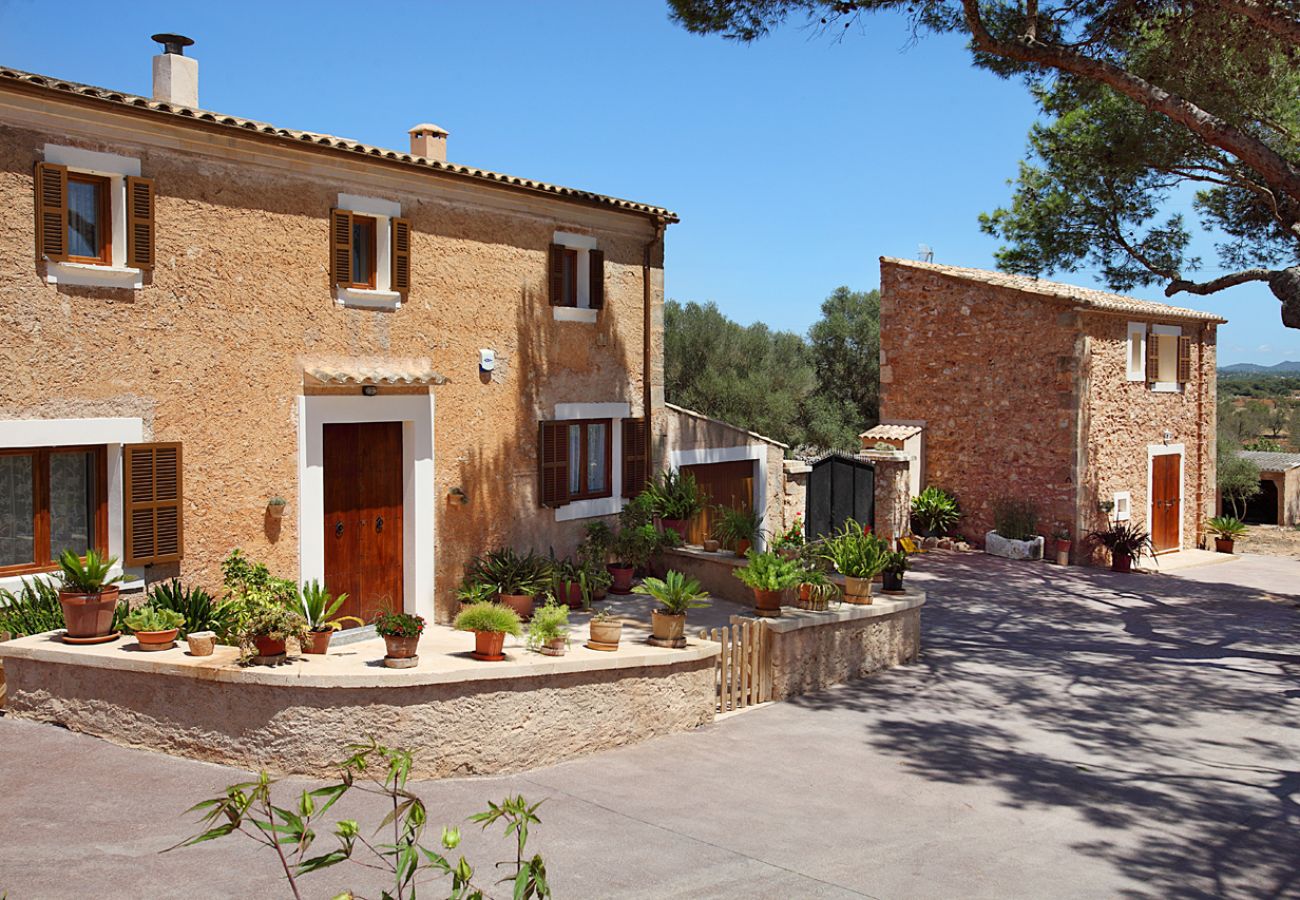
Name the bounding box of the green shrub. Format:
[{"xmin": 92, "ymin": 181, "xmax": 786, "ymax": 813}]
[
  {"xmin": 125, "ymin": 606, "xmax": 184, "ymax": 634},
  {"xmin": 221, "ymin": 549, "xmax": 296, "ymax": 605},
  {"xmin": 642, "ymin": 469, "xmax": 707, "ymax": 520},
  {"xmin": 733, "ymin": 551, "xmax": 802, "ymax": 591},
  {"xmin": 147, "ymin": 579, "xmax": 238, "ymax": 640},
  {"xmin": 911, "ymin": 487, "xmax": 961, "ymax": 536},
  {"xmin": 713, "ymin": 505, "xmax": 761, "ymax": 550},
  {"xmin": 819, "ymin": 520, "xmax": 890, "ymax": 578},
  {"xmin": 611, "ymin": 523, "xmax": 664, "ymax": 568},
  {"xmin": 453, "ymin": 602, "xmax": 522, "ymax": 636},
  {"xmin": 992, "ymin": 498, "xmax": 1039, "ymax": 542},
  {"xmin": 527, "ymin": 602, "xmax": 570, "ymax": 648},
  {"xmin": 640, "ymin": 570, "xmax": 710, "ymax": 615}
]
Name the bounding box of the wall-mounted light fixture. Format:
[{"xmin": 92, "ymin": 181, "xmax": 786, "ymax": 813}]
[
  {"xmin": 1162, "ymin": 429, "xmax": 1173, "ymax": 444},
  {"xmin": 362, "ymin": 385, "xmax": 378, "ymax": 397}
]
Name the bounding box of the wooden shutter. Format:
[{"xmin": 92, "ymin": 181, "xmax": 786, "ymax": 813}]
[
  {"xmin": 34, "ymin": 161, "xmax": 68, "ymax": 262},
  {"xmin": 1145, "ymin": 327, "xmax": 1160, "ymax": 383},
  {"xmin": 125, "ymin": 176, "xmax": 155, "ymax": 270},
  {"xmin": 1177, "ymin": 335, "xmax": 1192, "ymax": 384},
  {"xmin": 330, "ymin": 208, "xmax": 353, "ymax": 287},
  {"xmin": 391, "ymin": 217, "xmax": 411, "ymax": 297},
  {"xmin": 538, "ymin": 421, "xmax": 571, "ymax": 508},
  {"xmin": 589, "ymin": 248, "xmax": 605, "ymax": 310},
  {"xmin": 548, "ymin": 243, "xmax": 566, "ymax": 306},
  {"xmin": 621, "ymin": 417, "xmax": 648, "ymax": 498},
  {"xmin": 124, "ymin": 442, "xmax": 183, "ymax": 566}
]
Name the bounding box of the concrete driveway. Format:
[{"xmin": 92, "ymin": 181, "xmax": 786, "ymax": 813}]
[{"xmin": 0, "ymin": 553, "xmax": 1296, "ymax": 899}]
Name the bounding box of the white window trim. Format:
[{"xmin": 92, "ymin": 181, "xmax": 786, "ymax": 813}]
[
  {"xmin": 1150, "ymin": 324, "xmax": 1183, "ymax": 393},
  {"xmin": 1113, "ymin": 491, "xmax": 1132, "ymax": 521},
  {"xmin": 551, "ymin": 231, "xmax": 599, "ymax": 321},
  {"xmin": 297, "ymin": 394, "xmax": 436, "ymax": 622},
  {"xmin": 1146, "ymin": 443, "xmax": 1185, "ymax": 554},
  {"xmin": 666, "ymin": 444, "xmax": 769, "ymax": 551},
  {"xmin": 0, "ymin": 416, "xmax": 144, "ymax": 595},
  {"xmin": 335, "ymin": 194, "xmax": 402, "ymax": 310},
  {"xmin": 42, "ymin": 144, "xmax": 143, "ymax": 290},
  {"xmin": 552, "ymin": 402, "xmax": 630, "ymax": 521},
  {"xmin": 1126, "ymin": 322, "xmax": 1146, "ymax": 382}
]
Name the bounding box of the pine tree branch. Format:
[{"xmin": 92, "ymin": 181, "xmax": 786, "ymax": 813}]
[
  {"xmin": 1216, "ymin": 0, "xmax": 1300, "ymax": 48},
  {"xmin": 1164, "ymin": 268, "xmax": 1275, "ymax": 296}
]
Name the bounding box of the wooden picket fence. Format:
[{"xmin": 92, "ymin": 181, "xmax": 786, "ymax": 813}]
[{"xmin": 698, "ymin": 617, "xmax": 770, "ymax": 713}]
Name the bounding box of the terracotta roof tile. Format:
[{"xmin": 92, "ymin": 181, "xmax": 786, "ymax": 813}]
[
  {"xmin": 304, "ymin": 361, "xmax": 447, "ymax": 386},
  {"xmin": 859, "ymin": 424, "xmax": 922, "ymax": 440},
  {"xmin": 1238, "ymin": 450, "xmax": 1300, "ymax": 471}
]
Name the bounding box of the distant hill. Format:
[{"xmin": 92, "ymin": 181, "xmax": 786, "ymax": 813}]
[{"xmin": 1220, "ymin": 361, "xmax": 1300, "ymax": 375}]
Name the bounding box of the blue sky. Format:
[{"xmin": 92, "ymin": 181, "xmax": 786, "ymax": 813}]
[{"xmin": 2, "ymin": 0, "xmax": 1291, "ymax": 364}]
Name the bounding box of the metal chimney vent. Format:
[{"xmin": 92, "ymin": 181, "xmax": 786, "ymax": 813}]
[{"xmin": 151, "ymin": 33, "xmax": 194, "ymax": 56}]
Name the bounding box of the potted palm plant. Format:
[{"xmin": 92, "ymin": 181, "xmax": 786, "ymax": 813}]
[
  {"xmin": 587, "ymin": 608, "xmax": 623, "ymax": 651},
  {"xmin": 125, "ymin": 606, "xmax": 185, "ymax": 652},
  {"xmin": 881, "ymin": 550, "xmax": 909, "ymax": 593},
  {"xmin": 713, "ymin": 505, "xmax": 761, "ymax": 557},
  {"xmin": 453, "ymin": 602, "xmax": 522, "ymax": 661},
  {"xmin": 818, "ymin": 520, "xmax": 889, "ymax": 604},
  {"xmin": 57, "ymin": 548, "xmax": 124, "ymax": 642},
  {"xmin": 298, "ymin": 579, "xmax": 363, "ymax": 654},
  {"xmin": 644, "ymin": 469, "xmax": 707, "ymax": 540},
  {"xmin": 527, "ymin": 602, "xmax": 570, "ymax": 656},
  {"xmin": 732, "ymin": 550, "xmax": 801, "ymax": 616},
  {"xmin": 1088, "ymin": 522, "xmax": 1155, "ymax": 572},
  {"xmin": 1205, "ymin": 516, "xmax": 1247, "ymax": 554},
  {"xmin": 641, "ymin": 570, "xmax": 709, "ymax": 644}
]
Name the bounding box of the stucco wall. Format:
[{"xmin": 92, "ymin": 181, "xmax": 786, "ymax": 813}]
[{"xmin": 0, "ymin": 98, "xmax": 665, "ymax": 620}]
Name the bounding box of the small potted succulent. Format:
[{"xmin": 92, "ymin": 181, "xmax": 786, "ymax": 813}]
[
  {"xmin": 1052, "ymin": 527, "xmax": 1072, "ymax": 565},
  {"xmin": 881, "ymin": 550, "xmax": 909, "ymax": 593},
  {"xmin": 453, "ymin": 601, "xmax": 522, "ymax": 661},
  {"xmin": 818, "ymin": 520, "xmax": 889, "ymax": 604},
  {"xmin": 239, "ymin": 591, "xmax": 311, "ymax": 660},
  {"xmin": 267, "ymin": 496, "xmax": 288, "ymax": 518},
  {"xmin": 644, "ymin": 469, "xmax": 707, "ymax": 540},
  {"xmin": 527, "ymin": 602, "xmax": 570, "ymax": 656},
  {"xmin": 732, "ymin": 550, "xmax": 801, "ymax": 616},
  {"xmin": 299, "ymin": 579, "xmax": 363, "ymax": 654},
  {"xmin": 126, "ymin": 606, "xmax": 185, "ymax": 652},
  {"xmin": 57, "ymin": 548, "xmax": 124, "ymax": 642},
  {"xmin": 713, "ymin": 505, "xmax": 761, "ymax": 557},
  {"xmin": 374, "ymin": 610, "xmax": 426, "ymax": 663},
  {"xmin": 1205, "ymin": 516, "xmax": 1247, "ymax": 554},
  {"xmin": 1088, "ymin": 522, "xmax": 1155, "ymax": 572},
  {"xmin": 641, "ymin": 570, "xmax": 709, "ymax": 644},
  {"xmin": 587, "ymin": 608, "xmax": 623, "ymax": 651}
]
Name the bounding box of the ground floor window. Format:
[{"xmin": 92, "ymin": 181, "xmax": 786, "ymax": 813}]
[
  {"xmin": 567, "ymin": 419, "xmax": 610, "ymax": 500},
  {"xmin": 0, "ymin": 446, "xmax": 106, "ymax": 576}
]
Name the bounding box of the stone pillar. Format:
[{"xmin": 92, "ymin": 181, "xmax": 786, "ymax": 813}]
[
  {"xmin": 861, "ymin": 449, "xmax": 911, "ymax": 540},
  {"xmin": 782, "ymin": 460, "xmax": 810, "ymax": 529}
]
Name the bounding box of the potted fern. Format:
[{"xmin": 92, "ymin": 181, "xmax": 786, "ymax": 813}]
[
  {"xmin": 818, "ymin": 520, "xmax": 889, "ymax": 604},
  {"xmin": 527, "ymin": 602, "xmax": 570, "ymax": 656},
  {"xmin": 1205, "ymin": 516, "xmax": 1247, "ymax": 554},
  {"xmin": 125, "ymin": 606, "xmax": 185, "ymax": 652},
  {"xmin": 733, "ymin": 550, "xmax": 801, "ymax": 616},
  {"xmin": 57, "ymin": 548, "xmax": 124, "ymax": 642},
  {"xmin": 453, "ymin": 602, "xmax": 522, "ymax": 661},
  {"xmin": 298, "ymin": 579, "xmax": 362, "ymax": 654},
  {"xmin": 644, "ymin": 469, "xmax": 707, "ymax": 540},
  {"xmin": 713, "ymin": 505, "xmax": 761, "ymax": 557},
  {"xmin": 641, "ymin": 570, "xmax": 709, "ymax": 644}
]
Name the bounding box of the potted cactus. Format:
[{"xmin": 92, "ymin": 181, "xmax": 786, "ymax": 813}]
[
  {"xmin": 641, "ymin": 570, "xmax": 709, "ymax": 644},
  {"xmin": 1205, "ymin": 516, "xmax": 1247, "ymax": 554},
  {"xmin": 453, "ymin": 602, "xmax": 522, "ymax": 661},
  {"xmin": 57, "ymin": 549, "xmax": 124, "ymax": 642},
  {"xmin": 125, "ymin": 607, "xmax": 185, "ymax": 652}
]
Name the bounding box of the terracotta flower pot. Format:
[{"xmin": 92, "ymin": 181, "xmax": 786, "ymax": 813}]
[
  {"xmin": 843, "ymin": 576, "xmax": 874, "ymax": 604},
  {"xmin": 702, "ymin": 539, "xmax": 721, "ymax": 552},
  {"xmin": 752, "ymin": 588, "xmax": 783, "ymax": 616},
  {"xmin": 498, "ymin": 593, "xmax": 535, "ymax": 620},
  {"xmin": 186, "ymin": 631, "xmax": 217, "ymax": 656},
  {"xmin": 607, "ymin": 565, "xmax": 635, "ymax": 594},
  {"xmin": 798, "ymin": 583, "xmax": 812, "ymax": 602},
  {"xmin": 777, "ymin": 548, "xmax": 798, "ymax": 561},
  {"xmin": 651, "ymin": 610, "xmax": 685, "ymax": 642},
  {"xmin": 472, "ymin": 630, "xmax": 506, "ymax": 661},
  {"xmin": 1111, "ymin": 551, "xmax": 1133, "ymax": 573},
  {"xmin": 589, "ymin": 619, "xmax": 622, "ymax": 648},
  {"xmin": 561, "ymin": 581, "xmax": 584, "ymax": 609},
  {"xmin": 1214, "ymin": 538, "xmax": 1234, "ymax": 554},
  {"xmin": 660, "ymin": 518, "xmax": 689, "ymax": 540},
  {"xmin": 303, "ymin": 628, "xmax": 333, "ymax": 654},
  {"xmin": 734, "ymin": 539, "xmax": 751, "ymax": 558},
  {"xmin": 384, "ymin": 634, "xmax": 420, "ymax": 659},
  {"xmin": 882, "ymin": 571, "xmax": 905, "ymax": 593},
  {"xmin": 59, "ymin": 586, "xmax": 120, "ymax": 639},
  {"xmin": 134, "ymin": 628, "xmax": 178, "ymax": 651},
  {"xmin": 252, "ymin": 635, "xmax": 286, "ymax": 657},
  {"xmin": 538, "ymin": 636, "xmax": 567, "ymax": 656}
]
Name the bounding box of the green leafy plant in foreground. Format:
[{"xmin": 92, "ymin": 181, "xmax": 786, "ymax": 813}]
[
  {"xmin": 732, "ymin": 551, "xmax": 802, "ymax": 592},
  {"xmin": 124, "ymin": 607, "xmax": 184, "ymax": 634},
  {"xmin": 452, "ymin": 602, "xmax": 522, "ymax": 636},
  {"xmin": 169, "ymin": 738, "xmax": 550, "ymax": 900},
  {"xmin": 147, "ymin": 579, "xmax": 239, "ymax": 640},
  {"xmin": 57, "ymin": 548, "xmax": 123, "ymax": 594}
]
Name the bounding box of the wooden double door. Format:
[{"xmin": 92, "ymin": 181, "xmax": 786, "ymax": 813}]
[
  {"xmin": 1151, "ymin": 452, "xmax": 1182, "ymax": 554},
  {"xmin": 323, "ymin": 422, "xmax": 404, "ymax": 624}
]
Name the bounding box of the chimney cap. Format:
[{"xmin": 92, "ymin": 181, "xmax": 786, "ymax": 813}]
[
  {"xmin": 409, "ymin": 122, "xmax": 449, "ymax": 137},
  {"xmin": 151, "ymin": 33, "xmax": 195, "ymax": 55}
]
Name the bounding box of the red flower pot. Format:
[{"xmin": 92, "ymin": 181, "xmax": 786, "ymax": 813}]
[
  {"xmin": 384, "ymin": 634, "xmax": 420, "ymax": 659},
  {"xmin": 752, "ymin": 588, "xmax": 783, "ymax": 616},
  {"xmin": 472, "ymin": 630, "xmax": 506, "ymax": 661},
  {"xmin": 561, "ymin": 581, "xmax": 584, "ymax": 609},
  {"xmin": 252, "ymin": 635, "xmax": 286, "ymax": 657},
  {"xmin": 1111, "ymin": 551, "xmax": 1133, "ymax": 573},
  {"xmin": 303, "ymin": 628, "xmax": 333, "ymax": 654},
  {"xmin": 607, "ymin": 565, "xmax": 635, "ymax": 594},
  {"xmin": 660, "ymin": 518, "xmax": 689, "ymax": 540},
  {"xmin": 1214, "ymin": 538, "xmax": 1234, "ymax": 554}
]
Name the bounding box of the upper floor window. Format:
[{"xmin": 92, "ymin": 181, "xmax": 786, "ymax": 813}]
[
  {"xmin": 549, "ymin": 231, "xmax": 605, "ymax": 321},
  {"xmin": 1128, "ymin": 322, "xmax": 1191, "ymax": 392},
  {"xmin": 350, "ymin": 215, "xmax": 378, "ymax": 289},
  {"xmin": 67, "ymin": 173, "xmax": 111, "ymax": 264},
  {"xmin": 330, "ymin": 195, "xmax": 410, "ymax": 308}
]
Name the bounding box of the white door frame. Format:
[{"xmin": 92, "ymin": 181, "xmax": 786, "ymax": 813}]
[
  {"xmin": 298, "ymin": 394, "xmax": 436, "ymax": 622},
  {"xmin": 667, "ymin": 445, "xmax": 769, "ymax": 551},
  {"xmin": 1147, "ymin": 443, "xmax": 1185, "ymax": 554}
]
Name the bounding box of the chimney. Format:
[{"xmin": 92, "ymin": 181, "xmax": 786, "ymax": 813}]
[
  {"xmin": 151, "ymin": 33, "xmax": 198, "ymax": 108},
  {"xmin": 409, "ymin": 123, "xmax": 449, "ymax": 162}
]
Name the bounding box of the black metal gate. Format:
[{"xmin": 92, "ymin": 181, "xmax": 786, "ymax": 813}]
[{"xmin": 806, "ymin": 453, "xmax": 875, "ymax": 540}]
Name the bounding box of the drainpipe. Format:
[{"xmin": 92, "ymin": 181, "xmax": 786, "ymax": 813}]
[{"xmin": 643, "ymin": 218, "xmax": 665, "ymax": 484}]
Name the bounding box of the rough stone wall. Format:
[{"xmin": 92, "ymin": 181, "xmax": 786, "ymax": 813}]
[
  {"xmin": 0, "ymin": 107, "xmax": 664, "ymax": 620},
  {"xmin": 4, "ymin": 655, "xmax": 716, "ymax": 778},
  {"xmin": 767, "ymin": 605, "xmax": 921, "ymax": 701},
  {"xmin": 1287, "ymin": 469, "xmax": 1300, "ymax": 526},
  {"xmin": 879, "ymin": 262, "xmax": 1079, "ymax": 542},
  {"xmin": 866, "ymin": 454, "xmax": 911, "ymax": 541},
  {"xmin": 1080, "ymin": 314, "xmax": 1217, "ymax": 555},
  {"xmin": 782, "ymin": 461, "xmax": 809, "ymax": 531}
]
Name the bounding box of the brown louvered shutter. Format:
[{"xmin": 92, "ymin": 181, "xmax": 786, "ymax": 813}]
[
  {"xmin": 124, "ymin": 442, "xmax": 184, "ymax": 566},
  {"xmin": 126, "ymin": 176, "xmax": 155, "ymax": 270},
  {"xmin": 548, "ymin": 243, "xmax": 566, "ymax": 306},
  {"xmin": 1177, "ymin": 335, "xmax": 1192, "ymax": 384},
  {"xmin": 621, "ymin": 417, "xmax": 648, "ymax": 498},
  {"xmin": 538, "ymin": 421, "xmax": 571, "ymax": 508},
  {"xmin": 391, "ymin": 217, "xmax": 411, "ymax": 297},
  {"xmin": 589, "ymin": 248, "xmax": 605, "ymax": 310},
  {"xmin": 330, "ymin": 208, "xmax": 353, "ymax": 286},
  {"xmin": 34, "ymin": 162, "xmax": 68, "ymax": 262},
  {"xmin": 1145, "ymin": 327, "xmax": 1160, "ymax": 383}
]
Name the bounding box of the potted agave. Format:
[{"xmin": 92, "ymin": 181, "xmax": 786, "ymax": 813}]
[
  {"xmin": 881, "ymin": 550, "xmax": 908, "ymax": 593},
  {"xmin": 818, "ymin": 520, "xmax": 889, "ymax": 604},
  {"xmin": 641, "ymin": 570, "xmax": 709, "ymax": 645},
  {"xmin": 374, "ymin": 611, "xmax": 426, "ymax": 665},
  {"xmin": 732, "ymin": 550, "xmax": 801, "ymax": 617},
  {"xmin": 1205, "ymin": 516, "xmax": 1247, "ymax": 554},
  {"xmin": 1088, "ymin": 522, "xmax": 1155, "ymax": 572},
  {"xmin": 299, "ymin": 579, "xmax": 362, "ymax": 654},
  {"xmin": 57, "ymin": 549, "xmax": 124, "ymax": 642},
  {"xmin": 453, "ymin": 601, "xmax": 522, "ymax": 661},
  {"xmin": 587, "ymin": 608, "xmax": 623, "ymax": 651},
  {"xmin": 527, "ymin": 602, "xmax": 570, "ymax": 656},
  {"xmin": 126, "ymin": 607, "xmax": 185, "ymax": 652},
  {"xmin": 714, "ymin": 505, "xmax": 761, "ymax": 557},
  {"xmin": 645, "ymin": 469, "xmax": 707, "ymax": 540}
]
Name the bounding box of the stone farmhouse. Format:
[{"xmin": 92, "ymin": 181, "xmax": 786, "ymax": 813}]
[
  {"xmin": 0, "ymin": 40, "xmax": 787, "ymax": 624},
  {"xmin": 877, "ymin": 258, "xmax": 1225, "ymax": 561}
]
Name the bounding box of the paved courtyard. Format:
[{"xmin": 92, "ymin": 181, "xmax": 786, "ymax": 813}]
[{"xmin": 1, "ymin": 553, "xmax": 1296, "ymax": 898}]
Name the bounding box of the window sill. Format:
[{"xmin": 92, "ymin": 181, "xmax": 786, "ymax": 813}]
[
  {"xmin": 1151, "ymin": 382, "xmax": 1182, "ymax": 394},
  {"xmin": 336, "ymin": 287, "xmax": 402, "ymax": 310},
  {"xmin": 555, "ymin": 495, "xmax": 625, "ymax": 522},
  {"xmin": 45, "ymin": 261, "xmax": 143, "ymax": 290},
  {"xmin": 552, "ymin": 307, "xmax": 598, "ymax": 324},
  {"xmin": 0, "ymin": 567, "xmax": 143, "ymax": 598}
]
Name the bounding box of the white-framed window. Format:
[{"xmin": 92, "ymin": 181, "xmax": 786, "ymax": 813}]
[
  {"xmin": 39, "ymin": 145, "xmax": 149, "ymax": 289},
  {"xmin": 543, "ymin": 402, "xmax": 631, "ymax": 521},
  {"xmin": 1113, "ymin": 491, "xmax": 1131, "ymax": 521},
  {"xmin": 333, "ymin": 194, "xmax": 404, "ymax": 310},
  {"xmin": 1150, "ymin": 324, "xmax": 1182, "ymax": 392},
  {"xmin": 549, "ymin": 231, "xmax": 604, "ymax": 323},
  {"xmin": 1126, "ymin": 322, "xmax": 1146, "ymax": 381}
]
